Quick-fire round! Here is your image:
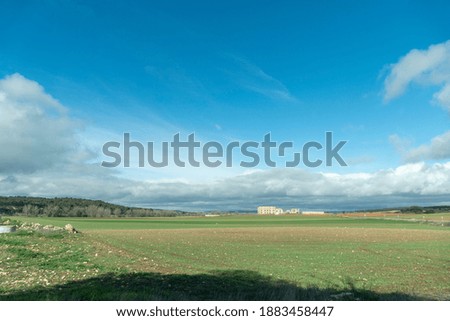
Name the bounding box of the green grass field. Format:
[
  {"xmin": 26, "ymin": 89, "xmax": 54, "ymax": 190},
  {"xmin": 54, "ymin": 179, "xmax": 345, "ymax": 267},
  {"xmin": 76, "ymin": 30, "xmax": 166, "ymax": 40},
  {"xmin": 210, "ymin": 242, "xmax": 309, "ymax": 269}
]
[{"xmin": 1, "ymin": 214, "xmax": 449, "ymax": 300}]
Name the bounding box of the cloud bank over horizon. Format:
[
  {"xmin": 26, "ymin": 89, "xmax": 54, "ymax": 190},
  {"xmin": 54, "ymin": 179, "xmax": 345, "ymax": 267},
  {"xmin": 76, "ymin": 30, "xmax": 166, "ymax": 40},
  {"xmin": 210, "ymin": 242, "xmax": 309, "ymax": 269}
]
[{"xmin": 1, "ymin": 158, "xmax": 450, "ymax": 211}]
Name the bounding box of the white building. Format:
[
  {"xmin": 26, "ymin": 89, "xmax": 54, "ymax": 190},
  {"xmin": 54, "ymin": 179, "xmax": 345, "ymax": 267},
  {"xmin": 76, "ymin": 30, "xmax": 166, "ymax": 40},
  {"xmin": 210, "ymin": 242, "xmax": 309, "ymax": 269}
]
[
  {"xmin": 258, "ymin": 206, "xmax": 283, "ymax": 215},
  {"xmin": 274, "ymin": 208, "xmax": 284, "ymax": 215},
  {"xmin": 302, "ymin": 211, "xmax": 325, "ymax": 215},
  {"xmin": 258, "ymin": 206, "xmax": 300, "ymax": 215}
]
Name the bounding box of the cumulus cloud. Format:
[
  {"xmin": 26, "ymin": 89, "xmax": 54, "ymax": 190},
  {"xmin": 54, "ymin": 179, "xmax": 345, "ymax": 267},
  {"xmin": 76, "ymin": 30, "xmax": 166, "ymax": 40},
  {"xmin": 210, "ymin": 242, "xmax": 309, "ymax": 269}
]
[
  {"xmin": 390, "ymin": 131, "xmax": 450, "ymax": 162},
  {"xmin": 0, "ymin": 73, "xmax": 82, "ymax": 173},
  {"xmin": 401, "ymin": 131, "xmax": 450, "ymax": 162},
  {"xmin": 385, "ymin": 41, "xmax": 450, "ymax": 161},
  {"xmin": 433, "ymin": 82, "xmax": 450, "ymax": 109},
  {"xmin": 384, "ymin": 39, "xmax": 450, "ymax": 110}
]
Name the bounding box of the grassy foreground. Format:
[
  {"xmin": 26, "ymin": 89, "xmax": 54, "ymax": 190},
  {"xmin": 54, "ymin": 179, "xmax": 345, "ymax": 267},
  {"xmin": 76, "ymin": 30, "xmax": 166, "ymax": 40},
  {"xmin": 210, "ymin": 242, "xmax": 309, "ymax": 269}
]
[{"xmin": 1, "ymin": 215, "xmax": 449, "ymax": 300}]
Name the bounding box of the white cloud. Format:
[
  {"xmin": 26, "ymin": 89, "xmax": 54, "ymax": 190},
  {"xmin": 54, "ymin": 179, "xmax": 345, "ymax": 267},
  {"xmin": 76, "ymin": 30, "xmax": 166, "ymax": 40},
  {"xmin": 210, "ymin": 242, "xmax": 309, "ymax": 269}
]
[
  {"xmin": 391, "ymin": 131, "xmax": 450, "ymax": 162},
  {"xmin": 433, "ymin": 82, "xmax": 450, "ymax": 110},
  {"xmin": 385, "ymin": 41, "xmax": 450, "ymax": 162},
  {"xmin": 0, "ymin": 73, "xmax": 83, "ymax": 173},
  {"xmin": 402, "ymin": 131, "xmax": 450, "ymax": 162},
  {"xmin": 0, "ymin": 73, "xmax": 64, "ymax": 111},
  {"xmin": 384, "ymin": 39, "xmax": 450, "ymax": 110}
]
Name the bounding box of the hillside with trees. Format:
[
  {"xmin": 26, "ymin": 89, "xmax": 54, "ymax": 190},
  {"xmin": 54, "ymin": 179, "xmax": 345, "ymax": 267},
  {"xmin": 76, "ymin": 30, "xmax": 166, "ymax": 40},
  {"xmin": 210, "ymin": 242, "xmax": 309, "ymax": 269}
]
[{"xmin": 0, "ymin": 196, "xmax": 191, "ymax": 217}]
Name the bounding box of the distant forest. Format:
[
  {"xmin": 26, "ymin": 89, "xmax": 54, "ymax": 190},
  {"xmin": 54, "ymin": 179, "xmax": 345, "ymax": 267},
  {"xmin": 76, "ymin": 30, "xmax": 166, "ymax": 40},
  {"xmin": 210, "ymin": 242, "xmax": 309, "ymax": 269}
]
[{"xmin": 0, "ymin": 196, "xmax": 191, "ymax": 217}]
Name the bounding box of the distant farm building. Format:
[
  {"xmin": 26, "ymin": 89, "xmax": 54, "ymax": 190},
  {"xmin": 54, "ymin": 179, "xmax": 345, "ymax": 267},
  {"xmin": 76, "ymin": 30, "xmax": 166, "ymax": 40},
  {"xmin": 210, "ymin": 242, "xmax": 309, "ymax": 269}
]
[
  {"xmin": 257, "ymin": 206, "xmax": 300, "ymax": 215},
  {"xmin": 302, "ymin": 211, "xmax": 325, "ymax": 215},
  {"xmin": 257, "ymin": 206, "xmax": 278, "ymax": 215},
  {"xmin": 275, "ymin": 208, "xmax": 284, "ymax": 215}
]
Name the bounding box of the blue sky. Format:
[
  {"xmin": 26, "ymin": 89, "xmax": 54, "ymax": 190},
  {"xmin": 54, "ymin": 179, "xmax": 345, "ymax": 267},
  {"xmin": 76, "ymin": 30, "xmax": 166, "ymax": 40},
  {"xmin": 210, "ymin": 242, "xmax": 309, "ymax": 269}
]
[{"xmin": 1, "ymin": 1, "xmax": 450, "ymax": 210}]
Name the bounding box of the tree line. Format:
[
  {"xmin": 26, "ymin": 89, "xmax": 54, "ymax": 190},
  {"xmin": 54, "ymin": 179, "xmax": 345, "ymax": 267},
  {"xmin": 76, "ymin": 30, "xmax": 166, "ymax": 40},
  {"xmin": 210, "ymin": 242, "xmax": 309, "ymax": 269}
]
[{"xmin": 0, "ymin": 196, "xmax": 191, "ymax": 217}]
